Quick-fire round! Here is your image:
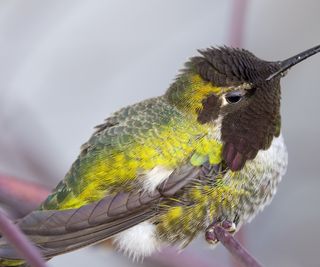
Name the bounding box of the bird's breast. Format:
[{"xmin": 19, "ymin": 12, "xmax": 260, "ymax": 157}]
[{"xmin": 233, "ymin": 134, "xmax": 288, "ymax": 224}]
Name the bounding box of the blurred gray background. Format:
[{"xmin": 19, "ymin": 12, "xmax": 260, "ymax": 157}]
[{"xmin": 0, "ymin": 0, "xmax": 319, "ymax": 266}]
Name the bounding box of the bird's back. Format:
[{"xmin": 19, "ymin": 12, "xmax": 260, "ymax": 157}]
[{"xmin": 41, "ymin": 96, "xmax": 220, "ymax": 211}]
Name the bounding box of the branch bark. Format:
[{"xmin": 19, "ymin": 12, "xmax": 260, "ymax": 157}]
[
  {"xmin": 0, "ymin": 210, "xmax": 47, "ymax": 267},
  {"xmin": 213, "ymin": 226, "xmax": 262, "ymax": 267}
]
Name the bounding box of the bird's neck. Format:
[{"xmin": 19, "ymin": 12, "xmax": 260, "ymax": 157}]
[{"xmin": 165, "ymin": 72, "xmax": 223, "ymax": 118}]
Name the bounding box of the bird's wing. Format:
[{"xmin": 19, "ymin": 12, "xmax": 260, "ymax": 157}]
[
  {"xmin": 40, "ymin": 96, "xmax": 217, "ymax": 211},
  {"xmin": 40, "ymin": 96, "xmax": 188, "ymax": 210},
  {"xmin": 0, "ymin": 96, "xmax": 223, "ymax": 261},
  {"xmin": 0, "ymin": 163, "xmax": 203, "ymax": 260}
]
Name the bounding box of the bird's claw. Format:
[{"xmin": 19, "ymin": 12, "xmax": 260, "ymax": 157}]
[{"xmin": 205, "ymin": 220, "xmax": 236, "ymax": 244}]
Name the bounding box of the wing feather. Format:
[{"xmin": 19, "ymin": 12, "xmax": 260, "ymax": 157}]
[{"xmin": 0, "ymin": 163, "xmax": 203, "ymax": 261}]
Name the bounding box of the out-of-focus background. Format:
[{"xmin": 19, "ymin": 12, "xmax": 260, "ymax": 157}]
[{"xmin": 0, "ymin": 0, "xmax": 319, "ymax": 266}]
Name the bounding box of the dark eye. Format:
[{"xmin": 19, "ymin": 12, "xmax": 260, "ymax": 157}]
[{"xmin": 225, "ymin": 91, "xmax": 245, "ymax": 104}]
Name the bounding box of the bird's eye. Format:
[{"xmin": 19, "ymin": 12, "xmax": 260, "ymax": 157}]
[{"xmin": 225, "ymin": 91, "xmax": 245, "ymax": 104}]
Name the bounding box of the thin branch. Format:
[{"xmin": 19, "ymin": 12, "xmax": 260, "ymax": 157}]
[
  {"xmin": 0, "ymin": 175, "xmax": 49, "ymax": 203},
  {"xmin": 228, "ymin": 0, "xmax": 249, "ymax": 48},
  {"xmin": 231, "ymin": 229, "xmax": 247, "ymax": 267},
  {"xmin": 0, "ymin": 175, "xmax": 49, "ymax": 218},
  {"xmin": 0, "ymin": 210, "xmax": 47, "ymax": 267},
  {"xmin": 212, "ymin": 226, "xmax": 262, "ymax": 267}
]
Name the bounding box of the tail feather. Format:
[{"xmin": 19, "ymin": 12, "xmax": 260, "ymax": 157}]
[{"xmin": 0, "ymin": 210, "xmax": 154, "ymax": 262}]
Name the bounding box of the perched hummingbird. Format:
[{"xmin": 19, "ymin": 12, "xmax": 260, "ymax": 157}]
[{"xmin": 1, "ymin": 44, "xmax": 320, "ymax": 266}]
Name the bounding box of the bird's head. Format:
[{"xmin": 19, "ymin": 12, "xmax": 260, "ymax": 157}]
[{"xmin": 166, "ymin": 45, "xmax": 320, "ymax": 171}]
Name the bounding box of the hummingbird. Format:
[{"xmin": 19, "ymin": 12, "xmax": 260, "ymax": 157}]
[{"xmin": 1, "ymin": 44, "xmax": 320, "ymax": 266}]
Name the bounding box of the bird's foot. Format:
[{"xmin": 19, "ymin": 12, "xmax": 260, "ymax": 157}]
[{"xmin": 205, "ymin": 220, "xmax": 236, "ymax": 244}]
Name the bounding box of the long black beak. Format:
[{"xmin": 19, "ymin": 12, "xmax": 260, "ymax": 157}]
[{"xmin": 266, "ymin": 44, "xmax": 320, "ymax": 81}]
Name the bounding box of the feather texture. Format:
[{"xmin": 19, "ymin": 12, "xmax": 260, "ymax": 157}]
[{"xmin": 0, "ymin": 163, "xmax": 202, "ymax": 261}]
